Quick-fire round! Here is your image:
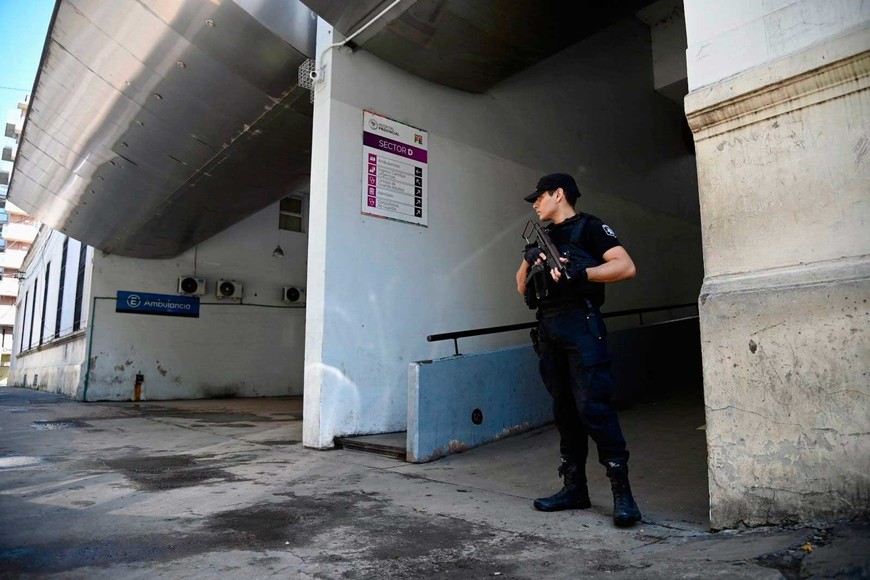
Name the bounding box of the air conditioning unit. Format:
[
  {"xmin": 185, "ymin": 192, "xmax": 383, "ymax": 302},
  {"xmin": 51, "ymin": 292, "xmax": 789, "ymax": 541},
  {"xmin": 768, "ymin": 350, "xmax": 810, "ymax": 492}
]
[
  {"xmin": 177, "ymin": 276, "xmax": 206, "ymax": 296},
  {"xmin": 282, "ymin": 286, "xmax": 306, "ymax": 305},
  {"xmin": 216, "ymin": 279, "xmax": 243, "ymax": 300}
]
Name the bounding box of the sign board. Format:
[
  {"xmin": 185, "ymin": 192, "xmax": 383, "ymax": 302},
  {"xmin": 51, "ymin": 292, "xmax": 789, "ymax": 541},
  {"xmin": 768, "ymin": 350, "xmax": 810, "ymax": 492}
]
[
  {"xmin": 362, "ymin": 111, "xmax": 428, "ymax": 227},
  {"xmin": 116, "ymin": 291, "xmax": 200, "ymax": 318}
]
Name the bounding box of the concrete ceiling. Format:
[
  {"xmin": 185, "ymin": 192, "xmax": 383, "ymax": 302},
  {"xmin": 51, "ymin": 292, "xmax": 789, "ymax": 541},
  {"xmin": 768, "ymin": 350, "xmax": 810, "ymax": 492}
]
[
  {"xmin": 11, "ymin": 0, "xmax": 658, "ymax": 259},
  {"xmin": 302, "ymin": 0, "xmax": 658, "ymax": 93},
  {"xmin": 10, "ymin": 0, "xmax": 316, "ymax": 259}
]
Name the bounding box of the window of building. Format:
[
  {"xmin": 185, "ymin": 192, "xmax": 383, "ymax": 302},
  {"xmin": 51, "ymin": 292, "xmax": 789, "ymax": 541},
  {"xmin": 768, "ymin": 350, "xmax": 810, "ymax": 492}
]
[
  {"xmin": 20, "ymin": 291, "xmax": 28, "ymax": 354},
  {"xmin": 28, "ymin": 280, "xmax": 37, "ymax": 350},
  {"xmin": 73, "ymin": 244, "xmax": 87, "ymax": 331},
  {"xmin": 55, "ymin": 237, "xmax": 68, "ymax": 338},
  {"xmin": 39, "ymin": 263, "xmax": 50, "ymax": 345},
  {"xmin": 278, "ymin": 197, "xmax": 304, "ymax": 232}
]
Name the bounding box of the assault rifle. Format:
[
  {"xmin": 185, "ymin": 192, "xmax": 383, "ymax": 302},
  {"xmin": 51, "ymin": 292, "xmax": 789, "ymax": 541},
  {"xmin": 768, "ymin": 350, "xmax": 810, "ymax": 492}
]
[
  {"xmin": 522, "ymin": 220, "xmax": 571, "ymax": 308},
  {"xmin": 522, "ymin": 220, "xmax": 571, "ymax": 284}
]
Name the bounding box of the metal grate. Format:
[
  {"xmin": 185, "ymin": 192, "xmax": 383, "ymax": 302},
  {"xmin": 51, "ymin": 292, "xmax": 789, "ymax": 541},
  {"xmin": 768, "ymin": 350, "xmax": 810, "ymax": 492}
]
[{"xmin": 298, "ymin": 59, "xmax": 316, "ymax": 102}]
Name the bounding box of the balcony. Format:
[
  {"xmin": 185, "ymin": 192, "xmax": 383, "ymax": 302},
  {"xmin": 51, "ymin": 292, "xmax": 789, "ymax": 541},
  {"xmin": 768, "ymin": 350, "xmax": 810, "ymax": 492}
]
[
  {"xmin": 0, "ymin": 276, "xmax": 18, "ymax": 298},
  {"xmin": 0, "ymin": 249, "xmax": 26, "ymax": 270},
  {"xmin": 2, "ymin": 222, "xmax": 37, "ymax": 243}
]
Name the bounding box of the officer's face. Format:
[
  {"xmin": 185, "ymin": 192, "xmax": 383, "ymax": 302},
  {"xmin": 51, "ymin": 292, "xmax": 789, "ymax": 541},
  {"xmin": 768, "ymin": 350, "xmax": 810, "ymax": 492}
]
[{"xmin": 533, "ymin": 190, "xmax": 558, "ymax": 221}]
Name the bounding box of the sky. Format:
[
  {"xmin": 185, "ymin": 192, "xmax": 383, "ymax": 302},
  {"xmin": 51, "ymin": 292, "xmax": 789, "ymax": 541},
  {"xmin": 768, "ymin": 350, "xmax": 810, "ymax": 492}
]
[{"xmin": 0, "ymin": 0, "xmax": 56, "ymax": 124}]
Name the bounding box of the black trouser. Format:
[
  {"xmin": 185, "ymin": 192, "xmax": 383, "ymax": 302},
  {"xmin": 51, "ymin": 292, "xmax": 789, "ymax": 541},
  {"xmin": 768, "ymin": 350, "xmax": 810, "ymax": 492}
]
[{"xmin": 535, "ymin": 306, "xmax": 629, "ymax": 469}]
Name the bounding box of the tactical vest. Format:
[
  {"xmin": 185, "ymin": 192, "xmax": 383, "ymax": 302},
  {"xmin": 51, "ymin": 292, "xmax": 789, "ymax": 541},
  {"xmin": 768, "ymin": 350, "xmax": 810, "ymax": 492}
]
[{"xmin": 539, "ymin": 214, "xmax": 606, "ymax": 308}]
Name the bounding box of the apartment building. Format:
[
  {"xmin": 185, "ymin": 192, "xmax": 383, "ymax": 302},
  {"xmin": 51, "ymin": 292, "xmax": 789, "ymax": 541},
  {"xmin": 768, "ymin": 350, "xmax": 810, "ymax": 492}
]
[{"xmin": 0, "ymin": 98, "xmax": 39, "ymax": 383}]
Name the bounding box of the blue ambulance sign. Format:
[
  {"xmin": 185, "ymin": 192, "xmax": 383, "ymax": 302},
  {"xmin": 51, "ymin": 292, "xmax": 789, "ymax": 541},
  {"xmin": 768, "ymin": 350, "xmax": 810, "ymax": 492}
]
[{"xmin": 116, "ymin": 291, "xmax": 200, "ymax": 318}]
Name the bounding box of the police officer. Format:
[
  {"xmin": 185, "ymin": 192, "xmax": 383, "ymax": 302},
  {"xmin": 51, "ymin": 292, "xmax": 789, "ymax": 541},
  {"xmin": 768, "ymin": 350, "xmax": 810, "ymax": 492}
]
[{"xmin": 516, "ymin": 173, "xmax": 641, "ymax": 527}]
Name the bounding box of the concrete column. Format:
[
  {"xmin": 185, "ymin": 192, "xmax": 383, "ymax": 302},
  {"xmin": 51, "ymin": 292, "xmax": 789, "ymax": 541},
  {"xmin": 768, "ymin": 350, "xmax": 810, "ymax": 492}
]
[
  {"xmin": 686, "ymin": 25, "xmax": 870, "ymax": 528},
  {"xmin": 302, "ymin": 19, "xmax": 337, "ymax": 449}
]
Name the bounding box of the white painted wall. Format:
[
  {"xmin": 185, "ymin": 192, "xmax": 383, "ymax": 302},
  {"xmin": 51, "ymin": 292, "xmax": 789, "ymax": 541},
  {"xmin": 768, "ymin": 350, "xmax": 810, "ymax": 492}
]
[
  {"xmin": 85, "ymin": 199, "xmax": 308, "ymax": 401},
  {"xmin": 685, "ymin": 0, "xmax": 870, "ymax": 89},
  {"xmin": 10, "ymin": 199, "xmax": 309, "ymax": 400},
  {"xmin": 304, "ymin": 18, "xmax": 703, "ymax": 447},
  {"xmin": 9, "ymin": 335, "xmax": 87, "ymax": 397}
]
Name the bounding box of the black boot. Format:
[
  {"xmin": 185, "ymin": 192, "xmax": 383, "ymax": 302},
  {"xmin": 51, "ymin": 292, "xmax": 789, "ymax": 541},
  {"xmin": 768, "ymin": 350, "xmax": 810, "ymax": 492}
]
[
  {"xmin": 533, "ymin": 461, "xmax": 591, "ymax": 512},
  {"xmin": 606, "ymin": 461, "xmax": 642, "ymax": 527}
]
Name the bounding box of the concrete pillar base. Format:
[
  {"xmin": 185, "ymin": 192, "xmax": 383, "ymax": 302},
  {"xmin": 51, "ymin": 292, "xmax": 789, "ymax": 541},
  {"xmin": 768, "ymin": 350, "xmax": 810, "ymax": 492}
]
[
  {"xmin": 687, "ymin": 27, "xmax": 870, "ymax": 528},
  {"xmin": 700, "ymin": 258, "xmax": 870, "ymax": 529}
]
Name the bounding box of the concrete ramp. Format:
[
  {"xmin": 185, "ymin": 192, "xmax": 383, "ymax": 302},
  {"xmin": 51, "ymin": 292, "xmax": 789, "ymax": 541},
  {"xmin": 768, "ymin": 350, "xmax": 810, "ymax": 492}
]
[{"xmin": 405, "ymin": 317, "xmax": 701, "ymax": 463}]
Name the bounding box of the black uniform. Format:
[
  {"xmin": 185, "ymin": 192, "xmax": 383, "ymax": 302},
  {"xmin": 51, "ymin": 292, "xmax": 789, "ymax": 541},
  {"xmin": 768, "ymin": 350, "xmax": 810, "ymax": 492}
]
[{"xmin": 531, "ymin": 213, "xmax": 630, "ymax": 468}]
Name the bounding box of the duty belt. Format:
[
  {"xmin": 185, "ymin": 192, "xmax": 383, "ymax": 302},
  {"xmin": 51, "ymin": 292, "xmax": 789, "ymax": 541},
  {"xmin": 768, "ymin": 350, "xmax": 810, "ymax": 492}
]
[{"xmin": 537, "ymin": 300, "xmax": 595, "ymax": 318}]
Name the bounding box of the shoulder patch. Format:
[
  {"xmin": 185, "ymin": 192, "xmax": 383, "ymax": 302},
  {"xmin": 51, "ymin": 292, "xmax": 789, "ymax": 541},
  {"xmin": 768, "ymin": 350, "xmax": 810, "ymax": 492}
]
[{"xmin": 602, "ymin": 224, "xmax": 617, "ymax": 238}]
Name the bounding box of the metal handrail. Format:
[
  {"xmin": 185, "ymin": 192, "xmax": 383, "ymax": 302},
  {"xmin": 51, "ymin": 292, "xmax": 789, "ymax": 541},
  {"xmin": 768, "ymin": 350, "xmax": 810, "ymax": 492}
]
[{"xmin": 427, "ymin": 302, "xmax": 698, "ymax": 356}]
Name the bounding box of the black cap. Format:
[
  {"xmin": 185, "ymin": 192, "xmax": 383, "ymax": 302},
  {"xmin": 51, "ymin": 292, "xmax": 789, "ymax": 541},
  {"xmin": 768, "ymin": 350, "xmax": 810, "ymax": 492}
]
[{"xmin": 524, "ymin": 173, "xmax": 580, "ymax": 204}]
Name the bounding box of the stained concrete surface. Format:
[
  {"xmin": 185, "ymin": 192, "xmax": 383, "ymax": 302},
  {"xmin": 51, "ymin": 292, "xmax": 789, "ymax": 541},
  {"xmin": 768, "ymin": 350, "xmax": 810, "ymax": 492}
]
[{"xmin": 0, "ymin": 387, "xmax": 867, "ymax": 579}]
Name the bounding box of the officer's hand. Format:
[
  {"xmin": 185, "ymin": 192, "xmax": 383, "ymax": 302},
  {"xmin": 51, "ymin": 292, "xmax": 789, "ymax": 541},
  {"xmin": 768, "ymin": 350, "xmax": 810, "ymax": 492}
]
[
  {"xmin": 550, "ymin": 257, "xmax": 569, "ymax": 282},
  {"xmin": 552, "ymin": 258, "xmax": 588, "ymax": 283},
  {"xmin": 524, "ymin": 247, "xmax": 546, "ymax": 265}
]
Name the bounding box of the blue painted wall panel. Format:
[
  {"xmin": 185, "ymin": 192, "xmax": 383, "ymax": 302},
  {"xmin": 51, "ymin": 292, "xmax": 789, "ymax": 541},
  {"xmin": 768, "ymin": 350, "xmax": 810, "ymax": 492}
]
[
  {"xmin": 408, "ymin": 345, "xmax": 550, "ymax": 462},
  {"xmin": 407, "ymin": 318, "xmax": 701, "ymax": 463}
]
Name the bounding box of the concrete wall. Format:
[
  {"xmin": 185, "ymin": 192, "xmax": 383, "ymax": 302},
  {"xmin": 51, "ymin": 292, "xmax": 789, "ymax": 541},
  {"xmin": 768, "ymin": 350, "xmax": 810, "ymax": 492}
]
[
  {"xmin": 304, "ymin": 17, "xmax": 704, "ymax": 448},
  {"xmin": 685, "ymin": 0, "xmax": 870, "ymax": 90},
  {"xmin": 85, "ymin": 199, "xmax": 308, "ymax": 401},
  {"xmin": 10, "ymin": 335, "xmax": 87, "ymax": 398},
  {"xmin": 10, "ymin": 199, "xmax": 309, "ymax": 401},
  {"xmin": 686, "ymin": 5, "xmax": 869, "ymax": 528},
  {"xmin": 636, "ymin": 0, "xmax": 689, "ymax": 101}
]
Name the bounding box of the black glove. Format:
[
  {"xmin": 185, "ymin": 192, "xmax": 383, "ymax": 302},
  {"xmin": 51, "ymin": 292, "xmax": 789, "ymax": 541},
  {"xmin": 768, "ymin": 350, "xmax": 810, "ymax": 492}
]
[
  {"xmin": 560, "ymin": 248, "xmax": 592, "ymax": 283},
  {"xmin": 524, "ymin": 246, "xmax": 544, "ymax": 265},
  {"xmin": 568, "ymin": 262, "xmax": 589, "ymax": 283}
]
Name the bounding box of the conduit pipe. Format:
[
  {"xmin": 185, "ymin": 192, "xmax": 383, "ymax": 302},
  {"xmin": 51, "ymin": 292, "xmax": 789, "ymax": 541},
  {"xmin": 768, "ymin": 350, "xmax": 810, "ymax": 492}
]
[{"xmin": 314, "ymin": 0, "xmax": 404, "ymax": 81}]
